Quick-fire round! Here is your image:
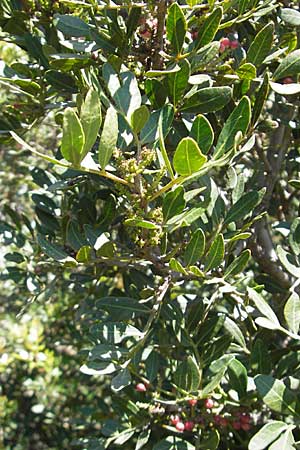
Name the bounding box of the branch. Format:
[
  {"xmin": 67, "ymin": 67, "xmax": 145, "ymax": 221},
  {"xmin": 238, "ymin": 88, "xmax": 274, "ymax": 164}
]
[{"xmin": 152, "ymin": 0, "xmax": 168, "ymax": 69}]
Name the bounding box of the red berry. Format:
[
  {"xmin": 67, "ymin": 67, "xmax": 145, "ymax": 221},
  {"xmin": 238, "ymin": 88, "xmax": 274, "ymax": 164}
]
[
  {"xmin": 232, "ymin": 421, "xmax": 241, "ymax": 430},
  {"xmin": 219, "ymin": 417, "xmax": 229, "ymax": 427},
  {"xmin": 283, "ymin": 77, "xmax": 294, "ymax": 84},
  {"xmin": 214, "ymin": 415, "xmax": 222, "ymax": 424},
  {"xmin": 135, "ymin": 383, "xmax": 147, "ymax": 392},
  {"xmin": 240, "ymin": 414, "xmax": 251, "ymax": 424},
  {"xmin": 204, "ymin": 398, "xmax": 214, "ymax": 409},
  {"xmin": 241, "ymin": 422, "xmax": 251, "ymax": 431},
  {"xmin": 191, "ymin": 30, "xmax": 198, "ymax": 41},
  {"xmin": 188, "ymin": 399, "xmax": 198, "ymax": 407},
  {"xmin": 175, "ymin": 422, "xmax": 185, "ymax": 432},
  {"xmin": 221, "ymin": 37, "xmax": 230, "ymax": 47},
  {"xmin": 230, "ymin": 39, "xmax": 239, "ymax": 49},
  {"xmin": 170, "ymin": 415, "xmax": 181, "ymax": 426},
  {"xmin": 184, "ymin": 421, "xmax": 195, "ymax": 432}
]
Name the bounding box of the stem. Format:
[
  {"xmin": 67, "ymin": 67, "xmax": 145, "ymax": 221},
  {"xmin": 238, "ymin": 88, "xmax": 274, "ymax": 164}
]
[
  {"xmin": 152, "ymin": 0, "xmax": 168, "ymax": 69},
  {"xmin": 159, "ymin": 119, "xmax": 175, "ymax": 180}
]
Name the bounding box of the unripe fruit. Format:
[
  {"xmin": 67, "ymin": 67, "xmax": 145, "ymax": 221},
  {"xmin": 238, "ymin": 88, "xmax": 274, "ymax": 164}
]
[
  {"xmin": 283, "ymin": 77, "xmax": 293, "ymax": 84},
  {"xmin": 204, "ymin": 398, "xmax": 214, "ymax": 409},
  {"xmin": 232, "ymin": 421, "xmax": 241, "ymax": 430},
  {"xmin": 175, "ymin": 421, "xmax": 185, "ymax": 432},
  {"xmin": 188, "ymin": 399, "xmax": 198, "ymax": 407},
  {"xmin": 184, "ymin": 421, "xmax": 195, "ymax": 432},
  {"xmin": 135, "ymin": 382, "xmax": 147, "ymax": 392},
  {"xmin": 230, "ymin": 39, "xmax": 239, "ymax": 49},
  {"xmin": 170, "ymin": 415, "xmax": 181, "ymax": 426}
]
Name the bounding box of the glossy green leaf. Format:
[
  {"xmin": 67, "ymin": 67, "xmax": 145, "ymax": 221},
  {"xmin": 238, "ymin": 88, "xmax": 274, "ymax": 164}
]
[
  {"xmin": 169, "ymin": 258, "xmax": 188, "ymax": 275},
  {"xmin": 284, "ymin": 292, "xmax": 300, "ymax": 335},
  {"xmin": 184, "ymin": 228, "xmax": 205, "ymax": 266},
  {"xmin": 252, "ymin": 73, "xmax": 269, "ymax": 126},
  {"xmin": 111, "ymin": 368, "xmax": 131, "ymax": 392},
  {"xmin": 145, "ymin": 65, "xmax": 181, "ymax": 78},
  {"xmin": 153, "ymin": 437, "xmax": 194, "ymax": 450},
  {"xmin": 204, "ymin": 234, "xmax": 224, "ymax": 272},
  {"xmin": 247, "ymin": 23, "xmax": 274, "ymax": 67},
  {"xmin": 61, "ymin": 107, "xmax": 85, "ymax": 166},
  {"xmin": 224, "ymin": 316, "xmax": 247, "ymax": 350},
  {"xmin": 269, "ymin": 429, "xmax": 295, "ymax": 450},
  {"xmin": 236, "ymin": 63, "xmax": 256, "ymax": 80},
  {"xmin": 249, "ymin": 421, "xmax": 288, "ymax": 450},
  {"xmin": 130, "ymin": 105, "xmax": 150, "ymax": 133},
  {"xmin": 167, "ymin": 59, "xmax": 190, "ymax": 106},
  {"xmin": 181, "ymin": 86, "xmax": 232, "ymax": 114},
  {"xmin": 114, "ymin": 71, "xmax": 141, "ymax": 119},
  {"xmin": 98, "ymin": 106, "xmax": 118, "ymax": 169},
  {"xmin": 228, "ymin": 359, "xmax": 247, "ymax": 399},
  {"xmin": 202, "ymin": 367, "xmax": 226, "ymax": 396},
  {"xmin": 194, "ymin": 7, "xmax": 223, "ymax": 49},
  {"xmin": 238, "ymin": 0, "xmax": 251, "ymax": 14},
  {"xmin": 135, "ymin": 430, "xmax": 151, "ymax": 450},
  {"xmin": 281, "ymin": 8, "xmax": 300, "ymax": 27},
  {"xmin": 289, "ymin": 218, "xmax": 300, "ymax": 255},
  {"xmin": 247, "ymin": 287, "xmax": 280, "ymax": 326},
  {"xmin": 174, "ymin": 356, "xmax": 201, "ymax": 392},
  {"xmin": 89, "ymin": 322, "xmax": 143, "ymax": 344},
  {"xmin": 273, "ymin": 49, "xmax": 300, "ymax": 81},
  {"xmin": 190, "ymin": 114, "xmax": 214, "ymax": 154},
  {"xmin": 173, "ymin": 137, "xmax": 207, "ymax": 176},
  {"xmin": 277, "ymin": 245, "xmax": 300, "ymax": 278},
  {"xmin": 254, "ymin": 375, "xmax": 299, "ymax": 416},
  {"xmin": 145, "ymin": 79, "xmax": 167, "ymax": 109},
  {"xmin": 224, "ymin": 189, "xmax": 265, "ymax": 225},
  {"xmin": 37, "ymin": 234, "xmax": 77, "ymax": 265},
  {"xmin": 224, "ymin": 249, "xmax": 251, "ymax": 278},
  {"xmin": 53, "ymin": 14, "xmax": 92, "ymax": 37},
  {"xmin": 141, "ymin": 104, "xmax": 174, "ymax": 144},
  {"xmin": 80, "ymin": 89, "xmax": 102, "ymax": 158},
  {"xmin": 251, "ymin": 338, "xmax": 271, "ymax": 374},
  {"xmin": 199, "ymin": 429, "xmax": 220, "ymax": 450},
  {"xmin": 124, "ymin": 219, "xmax": 159, "ymax": 229},
  {"xmin": 166, "ymin": 3, "xmax": 187, "ymax": 54},
  {"xmin": 96, "ymin": 297, "xmax": 150, "ymax": 319},
  {"xmin": 163, "ymin": 186, "xmax": 186, "ymax": 221},
  {"xmin": 214, "ymin": 96, "xmax": 251, "ymax": 159}
]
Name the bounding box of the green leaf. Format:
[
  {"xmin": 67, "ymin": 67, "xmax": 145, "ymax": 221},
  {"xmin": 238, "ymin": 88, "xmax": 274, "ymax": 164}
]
[
  {"xmin": 224, "ymin": 317, "xmax": 247, "ymax": 350},
  {"xmin": 173, "ymin": 137, "xmax": 207, "ymax": 176},
  {"xmin": 252, "ymin": 73, "xmax": 269, "ymax": 126},
  {"xmin": 281, "ymin": 8, "xmax": 300, "ymax": 27},
  {"xmin": 111, "ymin": 368, "xmax": 131, "ymax": 392},
  {"xmin": 196, "ymin": 315, "xmax": 225, "ymax": 346},
  {"xmin": 251, "ymin": 338, "xmax": 271, "ymax": 374},
  {"xmin": 190, "ymin": 114, "xmax": 214, "ymax": 154},
  {"xmin": 76, "ymin": 245, "xmax": 92, "ymax": 263},
  {"xmin": 228, "ymin": 359, "xmax": 247, "ymax": 399},
  {"xmin": 236, "ymin": 63, "xmax": 256, "ymax": 80},
  {"xmin": 37, "ymin": 234, "xmax": 77, "ymax": 265},
  {"xmin": 163, "ymin": 186, "xmax": 186, "ymax": 221},
  {"xmin": 277, "ymin": 245, "xmax": 300, "ymax": 278},
  {"xmin": 204, "ymin": 234, "xmax": 224, "ymax": 272},
  {"xmin": 254, "ymin": 375, "xmax": 299, "ymax": 416},
  {"xmin": 224, "ymin": 249, "xmax": 251, "ymax": 278},
  {"xmin": 114, "ymin": 71, "xmax": 141, "ymax": 119},
  {"xmin": 181, "ymin": 87, "xmax": 232, "ymax": 114},
  {"xmin": 273, "ymin": 49, "xmax": 300, "ymax": 81},
  {"xmin": 269, "ymin": 429, "xmax": 295, "ymax": 450},
  {"xmin": 270, "ymin": 81, "xmax": 300, "ymax": 95},
  {"xmin": 199, "ymin": 429, "xmax": 220, "ymax": 450},
  {"xmin": 53, "ymin": 13, "xmax": 92, "ymax": 37},
  {"xmin": 80, "ymin": 89, "xmax": 102, "ymax": 158},
  {"xmin": 145, "ymin": 65, "xmax": 181, "ymax": 78},
  {"xmin": 169, "ymin": 258, "xmax": 188, "ymax": 275},
  {"xmin": 247, "ymin": 287, "xmax": 280, "ymax": 326},
  {"xmin": 174, "ymin": 356, "xmax": 201, "ymax": 392},
  {"xmin": 153, "ymin": 437, "xmax": 194, "ymax": 450},
  {"xmin": 184, "ymin": 229, "xmax": 205, "ymax": 266},
  {"xmin": 90, "ymin": 322, "xmax": 143, "ymax": 344},
  {"xmin": 289, "ymin": 218, "xmax": 300, "ymax": 256},
  {"xmin": 284, "ymin": 292, "xmax": 300, "ymax": 335},
  {"xmin": 145, "ymin": 79, "xmax": 167, "ymax": 109},
  {"xmin": 61, "ymin": 107, "xmax": 85, "ymax": 166},
  {"xmin": 130, "ymin": 105, "xmax": 150, "ymax": 133},
  {"xmin": 141, "ymin": 104, "xmax": 174, "ymax": 145},
  {"xmin": 247, "ymin": 23, "xmax": 274, "ymax": 67},
  {"xmin": 124, "ymin": 219, "xmax": 159, "ymax": 229},
  {"xmin": 98, "ymin": 106, "xmax": 118, "ymax": 169},
  {"xmin": 96, "ymin": 297, "xmax": 150, "ymax": 320},
  {"xmin": 238, "ymin": 0, "xmax": 251, "ymax": 15},
  {"xmin": 202, "ymin": 367, "xmax": 226, "ymax": 396},
  {"xmin": 126, "ymin": 6, "xmax": 142, "ymax": 38},
  {"xmin": 214, "ymin": 96, "xmax": 251, "ymax": 159},
  {"xmin": 224, "ymin": 189, "xmax": 265, "ymax": 225},
  {"xmin": 167, "ymin": 59, "xmax": 191, "ymax": 106},
  {"xmin": 194, "ymin": 7, "xmax": 223, "ymax": 49},
  {"xmin": 166, "ymin": 3, "xmax": 187, "ymax": 54},
  {"xmin": 135, "ymin": 430, "xmax": 151, "ymax": 450},
  {"xmin": 248, "ymin": 421, "xmax": 288, "ymax": 450}
]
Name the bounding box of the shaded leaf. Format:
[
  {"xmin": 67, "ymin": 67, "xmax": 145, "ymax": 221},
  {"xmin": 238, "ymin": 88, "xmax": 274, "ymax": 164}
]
[
  {"xmin": 247, "ymin": 23, "xmax": 274, "ymax": 67},
  {"xmin": 204, "ymin": 234, "xmax": 224, "ymax": 272},
  {"xmin": 184, "ymin": 229, "xmax": 205, "ymax": 266}
]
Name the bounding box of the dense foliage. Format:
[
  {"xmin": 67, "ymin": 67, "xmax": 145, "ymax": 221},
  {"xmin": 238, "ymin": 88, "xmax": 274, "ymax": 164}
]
[{"xmin": 1, "ymin": 0, "xmax": 300, "ymax": 449}]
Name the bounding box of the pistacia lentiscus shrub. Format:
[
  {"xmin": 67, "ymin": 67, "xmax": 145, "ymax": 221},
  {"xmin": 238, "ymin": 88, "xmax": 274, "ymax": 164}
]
[{"xmin": 2, "ymin": 1, "xmax": 300, "ymax": 449}]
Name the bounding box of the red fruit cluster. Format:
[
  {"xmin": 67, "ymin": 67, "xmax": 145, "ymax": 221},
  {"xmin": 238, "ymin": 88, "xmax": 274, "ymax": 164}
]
[
  {"xmin": 170, "ymin": 415, "xmax": 195, "ymax": 432},
  {"xmin": 204, "ymin": 398, "xmax": 214, "ymax": 409},
  {"xmin": 135, "ymin": 382, "xmax": 147, "ymax": 392},
  {"xmin": 188, "ymin": 398, "xmax": 198, "ymax": 407},
  {"xmin": 220, "ymin": 37, "xmax": 239, "ymax": 53}
]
